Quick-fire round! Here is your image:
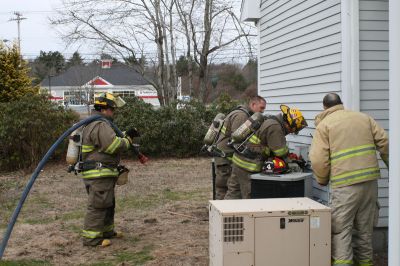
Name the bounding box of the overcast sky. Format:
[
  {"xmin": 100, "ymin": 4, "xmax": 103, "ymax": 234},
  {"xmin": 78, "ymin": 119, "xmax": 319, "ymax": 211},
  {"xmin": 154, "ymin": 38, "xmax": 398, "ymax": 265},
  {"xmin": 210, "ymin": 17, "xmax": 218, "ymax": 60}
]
[
  {"xmin": 0, "ymin": 0, "xmax": 83, "ymax": 60},
  {"xmin": 0, "ymin": 1, "xmax": 256, "ymax": 63}
]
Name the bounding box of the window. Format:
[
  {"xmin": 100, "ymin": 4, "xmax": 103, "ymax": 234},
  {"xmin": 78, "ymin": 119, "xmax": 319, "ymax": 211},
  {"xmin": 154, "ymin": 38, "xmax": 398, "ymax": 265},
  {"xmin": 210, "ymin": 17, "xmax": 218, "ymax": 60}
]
[
  {"xmin": 113, "ymin": 90, "xmax": 136, "ymax": 99},
  {"xmin": 64, "ymin": 90, "xmax": 92, "ymax": 105}
]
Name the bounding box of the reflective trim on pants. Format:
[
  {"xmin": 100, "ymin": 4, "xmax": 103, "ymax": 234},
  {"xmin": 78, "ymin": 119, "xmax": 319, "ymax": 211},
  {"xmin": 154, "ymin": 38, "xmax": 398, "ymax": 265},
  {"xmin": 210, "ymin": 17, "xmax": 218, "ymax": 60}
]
[
  {"xmin": 332, "ymin": 260, "xmax": 353, "ymax": 266},
  {"xmin": 81, "ymin": 229, "xmax": 103, "ymax": 239},
  {"xmin": 357, "ymin": 259, "xmax": 373, "ymax": 266}
]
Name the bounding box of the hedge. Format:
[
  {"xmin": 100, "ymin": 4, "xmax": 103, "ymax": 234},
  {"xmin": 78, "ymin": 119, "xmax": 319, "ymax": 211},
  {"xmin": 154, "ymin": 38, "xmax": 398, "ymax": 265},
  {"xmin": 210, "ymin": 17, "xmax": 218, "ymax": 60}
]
[
  {"xmin": 114, "ymin": 94, "xmax": 239, "ymax": 157},
  {"xmin": 0, "ymin": 93, "xmax": 240, "ymax": 171},
  {"xmin": 0, "ymin": 95, "xmax": 78, "ymax": 171}
]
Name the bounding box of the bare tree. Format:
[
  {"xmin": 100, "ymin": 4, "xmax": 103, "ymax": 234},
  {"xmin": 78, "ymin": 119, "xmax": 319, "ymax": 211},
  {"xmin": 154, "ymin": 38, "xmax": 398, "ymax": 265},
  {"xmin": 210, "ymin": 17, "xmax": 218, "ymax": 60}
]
[
  {"xmin": 52, "ymin": 0, "xmax": 255, "ymax": 105},
  {"xmin": 52, "ymin": 0, "xmax": 178, "ymax": 105},
  {"xmin": 188, "ymin": 0, "xmax": 256, "ymax": 102}
]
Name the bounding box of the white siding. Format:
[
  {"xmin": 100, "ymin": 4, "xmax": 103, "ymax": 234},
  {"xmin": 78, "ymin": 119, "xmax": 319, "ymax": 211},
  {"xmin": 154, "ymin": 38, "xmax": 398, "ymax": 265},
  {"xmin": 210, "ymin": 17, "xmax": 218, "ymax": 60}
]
[
  {"xmin": 359, "ymin": 0, "xmax": 389, "ymax": 227},
  {"xmin": 258, "ymin": 0, "xmax": 342, "ymax": 204},
  {"xmin": 257, "ymin": 0, "xmax": 388, "ymax": 227},
  {"xmin": 259, "ymin": 0, "xmax": 341, "ymax": 140}
]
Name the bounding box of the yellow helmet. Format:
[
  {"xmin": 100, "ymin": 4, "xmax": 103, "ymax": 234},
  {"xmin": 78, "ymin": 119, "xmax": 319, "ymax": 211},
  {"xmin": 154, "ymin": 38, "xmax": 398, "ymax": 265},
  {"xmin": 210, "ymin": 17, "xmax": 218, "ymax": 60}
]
[
  {"xmin": 280, "ymin": 104, "xmax": 307, "ymax": 133},
  {"xmin": 94, "ymin": 92, "xmax": 126, "ymax": 109}
]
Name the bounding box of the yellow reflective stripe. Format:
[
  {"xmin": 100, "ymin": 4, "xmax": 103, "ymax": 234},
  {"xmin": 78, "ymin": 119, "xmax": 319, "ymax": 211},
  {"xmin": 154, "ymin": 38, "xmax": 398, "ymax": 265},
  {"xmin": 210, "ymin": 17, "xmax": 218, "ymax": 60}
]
[
  {"xmin": 331, "ymin": 167, "xmax": 380, "ymax": 187},
  {"xmin": 104, "ymin": 137, "xmax": 122, "ymax": 154},
  {"xmin": 82, "ymin": 145, "xmax": 95, "ymax": 153},
  {"xmin": 272, "ymin": 146, "xmax": 288, "ymax": 157},
  {"xmin": 221, "ymin": 126, "xmax": 226, "ymax": 135},
  {"xmin": 81, "ymin": 168, "xmax": 119, "ymax": 179},
  {"xmin": 262, "ymin": 147, "xmax": 270, "ymax": 157},
  {"xmin": 331, "ymin": 144, "xmax": 375, "ymax": 159},
  {"xmin": 122, "ymin": 138, "xmax": 130, "ymax": 147},
  {"xmin": 333, "ymin": 259, "xmax": 353, "ymax": 265},
  {"xmin": 357, "ymin": 259, "xmax": 373, "ymax": 266},
  {"xmin": 232, "ymin": 154, "xmax": 261, "ymax": 172},
  {"xmin": 331, "ymin": 144, "xmax": 376, "ymax": 163},
  {"xmin": 332, "ymin": 150, "xmax": 376, "ymax": 164},
  {"xmin": 358, "ymin": 262, "xmax": 373, "ymax": 266},
  {"xmin": 81, "ymin": 230, "xmax": 103, "ymax": 239},
  {"xmin": 104, "ymin": 224, "xmax": 115, "ymax": 233},
  {"xmin": 249, "ymin": 134, "xmax": 261, "ymax": 144}
]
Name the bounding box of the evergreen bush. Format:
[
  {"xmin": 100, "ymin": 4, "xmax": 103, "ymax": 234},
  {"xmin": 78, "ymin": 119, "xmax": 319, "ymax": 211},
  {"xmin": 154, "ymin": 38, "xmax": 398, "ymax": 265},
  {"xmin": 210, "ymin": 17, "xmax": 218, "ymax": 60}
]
[
  {"xmin": 114, "ymin": 94, "xmax": 239, "ymax": 157},
  {"xmin": 0, "ymin": 95, "xmax": 78, "ymax": 171}
]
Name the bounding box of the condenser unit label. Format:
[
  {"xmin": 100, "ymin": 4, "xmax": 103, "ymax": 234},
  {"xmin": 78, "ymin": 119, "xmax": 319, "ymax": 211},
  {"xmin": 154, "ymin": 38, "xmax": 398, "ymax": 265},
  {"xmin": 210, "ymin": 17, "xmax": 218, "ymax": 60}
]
[
  {"xmin": 288, "ymin": 218, "xmax": 304, "ymax": 223},
  {"xmin": 310, "ymin": 217, "xmax": 320, "ymax": 229}
]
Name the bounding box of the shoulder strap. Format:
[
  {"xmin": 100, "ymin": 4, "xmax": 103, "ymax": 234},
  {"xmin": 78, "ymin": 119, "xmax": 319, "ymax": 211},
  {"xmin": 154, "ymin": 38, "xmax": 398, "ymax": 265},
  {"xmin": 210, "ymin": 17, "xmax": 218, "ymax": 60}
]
[
  {"xmin": 228, "ymin": 106, "xmax": 251, "ymax": 117},
  {"xmin": 264, "ymin": 115, "xmax": 286, "ymax": 133}
]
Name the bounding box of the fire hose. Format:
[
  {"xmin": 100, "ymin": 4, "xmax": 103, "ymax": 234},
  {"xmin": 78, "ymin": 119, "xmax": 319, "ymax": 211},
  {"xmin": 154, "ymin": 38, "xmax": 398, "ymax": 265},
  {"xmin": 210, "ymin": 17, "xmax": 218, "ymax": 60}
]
[{"xmin": 0, "ymin": 114, "xmax": 147, "ymax": 259}]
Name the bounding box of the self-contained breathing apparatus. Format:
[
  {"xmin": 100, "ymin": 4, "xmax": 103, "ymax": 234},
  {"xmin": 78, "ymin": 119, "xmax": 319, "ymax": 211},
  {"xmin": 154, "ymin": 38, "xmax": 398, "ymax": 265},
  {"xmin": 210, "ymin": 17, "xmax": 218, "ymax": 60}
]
[
  {"xmin": 202, "ymin": 113, "xmax": 226, "ymax": 157},
  {"xmin": 66, "ymin": 119, "xmax": 146, "ymax": 185},
  {"xmin": 228, "ymin": 112, "xmax": 265, "ymax": 158},
  {"xmin": 202, "ymin": 106, "xmax": 252, "ymax": 158}
]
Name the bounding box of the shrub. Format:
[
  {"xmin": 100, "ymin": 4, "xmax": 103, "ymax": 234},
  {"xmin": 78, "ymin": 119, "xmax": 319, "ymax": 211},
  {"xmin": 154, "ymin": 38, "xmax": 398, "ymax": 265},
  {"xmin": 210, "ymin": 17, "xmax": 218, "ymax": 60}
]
[
  {"xmin": 0, "ymin": 94, "xmax": 79, "ymax": 171},
  {"xmin": 115, "ymin": 97, "xmax": 217, "ymax": 157}
]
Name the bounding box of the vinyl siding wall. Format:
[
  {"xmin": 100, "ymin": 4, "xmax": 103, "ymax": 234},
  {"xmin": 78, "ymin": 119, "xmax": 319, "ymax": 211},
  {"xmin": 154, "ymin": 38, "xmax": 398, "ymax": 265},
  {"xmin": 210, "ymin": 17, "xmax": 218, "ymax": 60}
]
[
  {"xmin": 258, "ymin": 0, "xmax": 342, "ymax": 204},
  {"xmin": 257, "ymin": 0, "xmax": 388, "ymax": 227},
  {"xmin": 359, "ymin": 0, "xmax": 389, "ymax": 227}
]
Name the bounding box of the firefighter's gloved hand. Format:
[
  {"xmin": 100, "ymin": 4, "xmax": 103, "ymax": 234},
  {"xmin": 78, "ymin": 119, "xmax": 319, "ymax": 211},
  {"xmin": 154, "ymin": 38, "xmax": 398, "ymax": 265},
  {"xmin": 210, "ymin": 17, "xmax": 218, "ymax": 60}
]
[
  {"xmin": 288, "ymin": 162, "xmax": 302, "ymax": 172},
  {"xmin": 125, "ymin": 128, "xmax": 141, "ymax": 145},
  {"xmin": 126, "ymin": 127, "xmax": 140, "ymax": 138}
]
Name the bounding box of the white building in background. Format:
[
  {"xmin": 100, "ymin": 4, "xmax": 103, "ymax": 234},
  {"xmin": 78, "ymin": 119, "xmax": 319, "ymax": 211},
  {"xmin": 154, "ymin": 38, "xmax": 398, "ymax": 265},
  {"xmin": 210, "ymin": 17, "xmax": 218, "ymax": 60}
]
[
  {"xmin": 40, "ymin": 60, "xmax": 160, "ymax": 112},
  {"xmin": 241, "ymin": 0, "xmax": 389, "ymax": 228}
]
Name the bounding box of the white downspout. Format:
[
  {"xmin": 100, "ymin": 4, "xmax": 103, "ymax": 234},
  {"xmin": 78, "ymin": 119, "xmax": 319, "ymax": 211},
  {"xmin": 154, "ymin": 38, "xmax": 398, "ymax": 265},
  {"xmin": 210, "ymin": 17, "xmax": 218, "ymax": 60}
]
[
  {"xmin": 341, "ymin": 0, "xmax": 360, "ymax": 111},
  {"xmin": 389, "ymin": 0, "xmax": 400, "ymax": 265}
]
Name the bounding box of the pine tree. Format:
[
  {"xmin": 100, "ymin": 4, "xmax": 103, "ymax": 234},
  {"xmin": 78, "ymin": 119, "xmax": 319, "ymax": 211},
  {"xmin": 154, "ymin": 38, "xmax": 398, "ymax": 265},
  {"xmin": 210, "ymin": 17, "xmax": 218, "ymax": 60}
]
[
  {"xmin": 66, "ymin": 51, "xmax": 84, "ymax": 69},
  {"xmin": 0, "ymin": 42, "xmax": 37, "ymax": 102}
]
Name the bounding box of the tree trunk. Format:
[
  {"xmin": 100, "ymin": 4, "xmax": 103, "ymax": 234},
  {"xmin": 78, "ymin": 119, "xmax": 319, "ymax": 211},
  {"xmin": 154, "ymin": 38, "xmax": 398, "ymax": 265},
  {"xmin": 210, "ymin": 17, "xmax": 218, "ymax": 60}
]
[{"xmin": 198, "ymin": 0, "xmax": 212, "ymax": 103}]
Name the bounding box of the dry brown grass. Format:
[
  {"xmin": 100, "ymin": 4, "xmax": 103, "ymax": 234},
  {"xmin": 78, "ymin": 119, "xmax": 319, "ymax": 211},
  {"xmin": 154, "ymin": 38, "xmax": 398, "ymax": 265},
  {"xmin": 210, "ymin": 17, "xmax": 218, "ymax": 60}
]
[{"xmin": 0, "ymin": 158, "xmax": 211, "ymax": 265}]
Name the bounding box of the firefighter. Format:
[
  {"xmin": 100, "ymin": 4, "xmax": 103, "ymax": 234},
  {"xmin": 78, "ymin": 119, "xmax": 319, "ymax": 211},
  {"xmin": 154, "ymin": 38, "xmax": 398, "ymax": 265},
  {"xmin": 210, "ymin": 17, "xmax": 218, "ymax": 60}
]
[
  {"xmin": 224, "ymin": 105, "xmax": 307, "ymax": 199},
  {"xmin": 80, "ymin": 92, "xmax": 136, "ymax": 247},
  {"xmin": 214, "ymin": 96, "xmax": 266, "ymax": 200},
  {"xmin": 309, "ymin": 93, "xmax": 388, "ymax": 266}
]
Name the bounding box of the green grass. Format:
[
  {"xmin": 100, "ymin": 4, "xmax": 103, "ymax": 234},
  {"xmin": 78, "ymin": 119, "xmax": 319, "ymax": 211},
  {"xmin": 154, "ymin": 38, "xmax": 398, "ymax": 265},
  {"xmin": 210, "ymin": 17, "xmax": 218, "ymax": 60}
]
[
  {"xmin": 117, "ymin": 188, "xmax": 205, "ymax": 211},
  {"xmin": 85, "ymin": 246, "xmax": 153, "ymax": 266},
  {"xmin": 114, "ymin": 246, "xmax": 154, "ymax": 265},
  {"xmin": 0, "ymin": 259, "xmax": 51, "ymax": 266},
  {"xmin": 117, "ymin": 194, "xmax": 160, "ymax": 210},
  {"xmin": 22, "ymin": 210, "xmax": 84, "ymax": 225},
  {"xmin": 0, "ymin": 199, "xmax": 19, "ymax": 229},
  {"xmin": 61, "ymin": 210, "xmax": 84, "ymax": 221},
  {"xmin": 22, "ymin": 217, "xmax": 54, "ymax": 225},
  {"xmin": 65, "ymin": 223, "xmax": 81, "ymax": 233},
  {"xmin": 0, "ymin": 178, "xmax": 21, "ymax": 191},
  {"xmin": 27, "ymin": 195, "xmax": 54, "ymax": 209},
  {"xmin": 162, "ymin": 188, "xmax": 202, "ymax": 201}
]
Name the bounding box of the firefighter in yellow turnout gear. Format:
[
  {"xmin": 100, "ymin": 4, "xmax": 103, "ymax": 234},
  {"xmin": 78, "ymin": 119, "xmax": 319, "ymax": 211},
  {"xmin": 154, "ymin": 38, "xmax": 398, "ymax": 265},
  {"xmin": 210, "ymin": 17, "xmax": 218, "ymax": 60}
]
[
  {"xmin": 225, "ymin": 105, "xmax": 307, "ymax": 199},
  {"xmin": 212, "ymin": 96, "xmax": 266, "ymax": 200},
  {"xmin": 309, "ymin": 93, "xmax": 389, "ymax": 266},
  {"xmin": 80, "ymin": 92, "xmax": 134, "ymax": 247}
]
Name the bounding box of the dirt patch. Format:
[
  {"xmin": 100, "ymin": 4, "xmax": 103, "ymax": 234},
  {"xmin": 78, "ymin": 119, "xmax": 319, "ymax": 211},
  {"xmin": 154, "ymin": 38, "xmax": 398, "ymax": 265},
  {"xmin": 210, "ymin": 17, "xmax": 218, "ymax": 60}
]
[{"xmin": 0, "ymin": 158, "xmax": 388, "ymax": 265}]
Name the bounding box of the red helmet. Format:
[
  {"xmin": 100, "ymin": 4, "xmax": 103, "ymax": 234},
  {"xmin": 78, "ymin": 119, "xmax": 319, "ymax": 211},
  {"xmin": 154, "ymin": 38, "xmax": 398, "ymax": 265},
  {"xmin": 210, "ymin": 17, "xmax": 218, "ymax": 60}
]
[{"xmin": 272, "ymin": 157, "xmax": 287, "ymax": 174}]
